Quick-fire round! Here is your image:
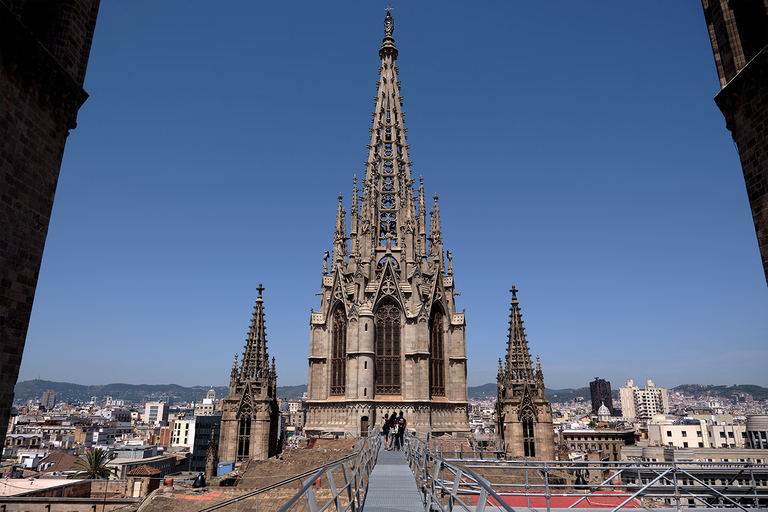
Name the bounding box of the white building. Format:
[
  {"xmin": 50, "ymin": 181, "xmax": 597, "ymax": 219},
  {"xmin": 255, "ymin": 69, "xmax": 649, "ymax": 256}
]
[
  {"xmin": 194, "ymin": 389, "xmax": 217, "ymax": 417},
  {"xmin": 648, "ymin": 420, "xmax": 746, "ymax": 449},
  {"xmin": 143, "ymin": 402, "xmax": 169, "ymax": 426},
  {"xmin": 170, "ymin": 418, "xmax": 192, "ymax": 447},
  {"xmin": 620, "ymin": 379, "xmax": 669, "ymax": 420}
]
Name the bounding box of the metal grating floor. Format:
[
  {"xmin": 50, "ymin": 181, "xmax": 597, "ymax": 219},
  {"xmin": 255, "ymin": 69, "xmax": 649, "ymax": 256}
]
[{"xmin": 363, "ymin": 445, "xmax": 425, "ymax": 512}]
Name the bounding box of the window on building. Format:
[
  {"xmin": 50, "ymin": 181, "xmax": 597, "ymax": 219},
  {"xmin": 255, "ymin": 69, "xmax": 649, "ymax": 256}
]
[
  {"xmin": 720, "ymin": 432, "xmax": 726, "ymax": 438},
  {"xmin": 429, "ymin": 310, "xmax": 445, "ymax": 397},
  {"xmin": 667, "ymin": 431, "xmax": 672, "ymax": 437},
  {"xmin": 375, "ymin": 300, "xmax": 401, "ymax": 394},
  {"xmin": 683, "ymin": 442, "xmax": 689, "ymax": 448},
  {"xmin": 522, "ymin": 410, "xmax": 536, "ymax": 458},
  {"xmin": 696, "ymin": 431, "xmax": 702, "ymax": 437},
  {"xmin": 237, "ymin": 410, "xmax": 251, "ymax": 462},
  {"xmin": 728, "ymin": 432, "xmax": 734, "ymax": 438},
  {"xmin": 698, "ymin": 442, "xmax": 704, "ymax": 447},
  {"xmin": 682, "ymin": 431, "xmax": 687, "ymax": 437},
  {"xmin": 330, "ymin": 307, "xmax": 347, "ymax": 396},
  {"xmin": 668, "ymin": 442, "xmax": 673, "ymax": 447}
]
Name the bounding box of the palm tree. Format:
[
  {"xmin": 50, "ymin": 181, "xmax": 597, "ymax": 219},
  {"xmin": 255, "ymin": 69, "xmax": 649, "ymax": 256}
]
[{"xmin": 69, "ymin": 448, "xmax": 117, "ymax": 479}]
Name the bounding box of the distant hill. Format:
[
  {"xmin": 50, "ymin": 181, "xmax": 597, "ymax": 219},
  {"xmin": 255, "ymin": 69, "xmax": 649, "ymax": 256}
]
[
  {"xmin": 672, "ymin": 384, "xmax": 768, "ymax": 401},
  {"xmin": 16, "ymin": 380, "xmax": 766, "ymax": 405},
  {"xmin": 276, "ymin": 384, "xmax": 307, "ymax": 400},
  {"xmin": 467, "ymin": 384, "xmax": 598, "ymax": 403},
  {"xmin": 14, "ymin": 380, "xmax": 308, "ymax": 405}
]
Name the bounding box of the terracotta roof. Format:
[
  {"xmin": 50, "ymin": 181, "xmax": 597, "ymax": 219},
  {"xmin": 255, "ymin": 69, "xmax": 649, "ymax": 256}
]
[
  {"xmin": 41, "ymin": 452, "xmax": 80, "ymax": 473},
  {"xmin": 127, "ymin": 464, "xmax": 162, "ymax": 476}
]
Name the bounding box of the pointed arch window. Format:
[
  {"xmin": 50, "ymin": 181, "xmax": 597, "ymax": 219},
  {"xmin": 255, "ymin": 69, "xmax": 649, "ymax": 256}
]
[
  {"xmin": 375, "ymin": 300, "xmax": 401, "ymax": 394},
  {"xmin": 429, "ymin": 310, "xmax": 445, "ymax": 397},
  {"xmin": 331, "ymin": 307, "xmax": 347, "ymax": 396},
  {"xmin": 522, "ymin": 409, "xmax": 536, "ymax": 458},
  {"xmin": 237, "ymin": 408, "xmax": 252, "ymax": 461}
]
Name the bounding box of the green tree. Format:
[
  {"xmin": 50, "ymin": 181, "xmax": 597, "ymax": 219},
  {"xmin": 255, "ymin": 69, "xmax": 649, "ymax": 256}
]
[{"xmin": 69, "ymin": 448, "xmax": 117, "ymax": 479}]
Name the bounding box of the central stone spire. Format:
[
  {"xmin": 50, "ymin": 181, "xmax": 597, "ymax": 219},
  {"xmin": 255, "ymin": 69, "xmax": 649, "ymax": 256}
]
[{"xmin": 304, "ymin": 13, "xmax": 469, "ymax": 437}]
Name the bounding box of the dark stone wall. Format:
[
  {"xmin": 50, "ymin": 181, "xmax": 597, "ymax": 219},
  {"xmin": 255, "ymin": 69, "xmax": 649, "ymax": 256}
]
[
  {"xmin": 715, "ymin": 53, "xmax": 768, "ymax": 287},
  {"xmin": 702, "ymin": 0, "xmax": 768, "ymax": 287},
  {"xmin": 0, "ymin": 0, "xmax": 99, "ymax": 449}
]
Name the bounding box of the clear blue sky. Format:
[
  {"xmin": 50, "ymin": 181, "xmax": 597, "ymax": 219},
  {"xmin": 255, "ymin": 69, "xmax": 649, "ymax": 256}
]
[{"xmin": 19, "ymin": 2, "xmax": 768, "ymax": 391}]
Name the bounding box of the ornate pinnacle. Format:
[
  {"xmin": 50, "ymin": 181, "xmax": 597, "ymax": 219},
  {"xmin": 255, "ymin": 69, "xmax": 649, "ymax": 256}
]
[
  {"xmin": 332, "ymin": 194, "xmax": 347, "ymax": 262},
  {"xmin": 536, "ymin": 355, "xmax": 544, "ymax": 383}
]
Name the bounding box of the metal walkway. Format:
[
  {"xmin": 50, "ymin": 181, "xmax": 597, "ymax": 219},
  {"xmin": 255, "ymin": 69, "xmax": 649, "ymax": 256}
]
[{"xmin": 363, "ymin": 445, "xmax": 425, "ymax": 512}]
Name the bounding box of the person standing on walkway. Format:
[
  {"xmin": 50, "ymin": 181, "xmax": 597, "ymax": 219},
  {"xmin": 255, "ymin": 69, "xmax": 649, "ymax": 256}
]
[
  {"xmin": 395, "ymin": 411, "xmax": 406, "ymax": 450},
  {"xmin": 388, "ymin": 413, "xmax": 397, "ymax": 450},
  {"xmin": 381, "ymin": 415, "xmax": 390, "ymax": 449}
]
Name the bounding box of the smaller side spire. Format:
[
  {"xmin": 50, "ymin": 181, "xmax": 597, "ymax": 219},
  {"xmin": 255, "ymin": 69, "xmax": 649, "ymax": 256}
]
[
  {"xmin": 429, "ymin": 193, "xmax": 443, "ymax": 265},
  {"xmin": 350, "ymin": 176, "xmax": 359, "ymax": 236},
  {"xmin": 332, "ymin": 194, "xmax": 347, "ymax": 263},
  {"xmin": 240, "ymin": 283, "xmax": 271, "ymax": 381},
  {"xmin": 205, "ymin": 424, "xmax": 218, "ymax": 479},
  {"xmin": 505, "ymin": 285, "xmax": 535, "ymax": 382},
  {"xmin": 417, "ymin": 176, "xmax": 426, "ymax": 257},
  {"xmin": 229, "ymin": 354, "xmax": 238, "ymax": 393},
  {"xmin": 536, "ymin": 355, "xmax": 544, "ymax": 384}
]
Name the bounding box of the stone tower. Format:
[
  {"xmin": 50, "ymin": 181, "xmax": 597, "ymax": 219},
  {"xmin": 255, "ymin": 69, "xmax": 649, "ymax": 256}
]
[
  {"xmin": 0, "ymin": 0, "xmax": 100, "ymax": 450},
  {"xmin": 304, "ymin": 12, "xmax": 469, "ymax": 437},
  {"xmin": 220, "ymin": 285, "xmax": 280, "ymax": 462},
  {"xmin": 701, "ymin": 0, "xmax": 768, "ymax": 286},
  {"xmin": 496, "ymin": 287, "xmax": 555, "ymax": 460}
]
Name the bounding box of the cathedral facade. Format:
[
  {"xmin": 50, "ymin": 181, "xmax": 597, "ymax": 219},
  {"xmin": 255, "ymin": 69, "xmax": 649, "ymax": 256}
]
[
  {"xmin": 304, "ymin": 13, "xmax": 469, "ymax": 437},
  {"xmin": 220, "ymin": 285, "xmax": 280, "ymax": 462},
  {"xmin": 496, "ymin": 287, "xmax": 555, "ymax": 460}
]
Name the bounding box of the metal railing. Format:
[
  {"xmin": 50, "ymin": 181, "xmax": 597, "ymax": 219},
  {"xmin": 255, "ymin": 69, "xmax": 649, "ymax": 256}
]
[
  {"xmin": 405, "ymin": 435, "xmax": 516, "ymax": 512},
  {"xmin": 192, "ymin": 432, "xmax": 380, "ymax": 512},
  {"xmin": 276, "ymin": 432, "xmax": 380, "ymax": 512},
  {"xmin": 404, "ymin": 435, "xmax": 768, "ymax": 511}
]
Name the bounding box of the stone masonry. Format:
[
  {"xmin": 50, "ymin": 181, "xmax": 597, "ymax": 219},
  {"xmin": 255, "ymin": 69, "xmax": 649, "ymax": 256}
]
[
  {"xmin": 702, "ymin": 0, "xmax": 768, "ymax": 286},
  {"xmin": 0, "ymin": 0, "xmax": 100, "ymax": 449}
]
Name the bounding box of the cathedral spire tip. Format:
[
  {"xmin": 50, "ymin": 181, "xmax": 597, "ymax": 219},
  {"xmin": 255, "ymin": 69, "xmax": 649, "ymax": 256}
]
[
  {"xmin": 256, "ymin": 283, "xmax": 264, "ymax": 301},
  {"xmin": 384, "ymin": 10, "xmax": 394, "ymax": 38}
]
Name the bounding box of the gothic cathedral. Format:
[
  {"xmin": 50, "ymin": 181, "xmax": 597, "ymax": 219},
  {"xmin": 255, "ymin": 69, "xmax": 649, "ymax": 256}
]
[
  {"xmin": 220, "ymin": 285, "xmax": 281, "ymax": 462},
  {"xmin": 304, "ymin": 13, "xmax": 470, "ymax": 437},
  {"xmin": 495, "ymin": 287, "xmax": 555, "ymax": 460}
]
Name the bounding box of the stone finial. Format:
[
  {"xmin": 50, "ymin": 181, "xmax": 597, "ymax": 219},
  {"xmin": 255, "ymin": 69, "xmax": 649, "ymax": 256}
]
[{"xmin": 384, "ymin": 10, "xmax": 394, "ymax": 38}]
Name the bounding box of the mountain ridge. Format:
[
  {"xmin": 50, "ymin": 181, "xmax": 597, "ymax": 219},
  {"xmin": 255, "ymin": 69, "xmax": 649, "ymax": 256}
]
[{"xmin": 14, "ymin": 380, "xmax": 767, "ymax": 404}]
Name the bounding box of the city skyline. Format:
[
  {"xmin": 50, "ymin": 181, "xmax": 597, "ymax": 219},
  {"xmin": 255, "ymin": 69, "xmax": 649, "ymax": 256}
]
[{"xmin": 18, "ymin": 2, "xmax": 768, "ymax": 390}]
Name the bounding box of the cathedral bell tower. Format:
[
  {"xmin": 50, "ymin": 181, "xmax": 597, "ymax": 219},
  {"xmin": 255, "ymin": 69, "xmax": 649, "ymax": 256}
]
[
  {"xmin": 304, "ymin": 12, "xmax": 470, "ymax": 437},
  {"xmin": 220, "ymin": 284, "xmax": 280, "ymax": 462},
  {"xmin": 496, "ymin": 287, "xmax": 555, "ymax": 460}
]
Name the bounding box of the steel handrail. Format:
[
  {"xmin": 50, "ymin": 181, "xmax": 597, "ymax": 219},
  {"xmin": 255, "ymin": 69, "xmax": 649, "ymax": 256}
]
[
  {"xmin": 404, "ymin": 435, "xmax": 768, "ymax": 511},
  {"xmin": 276, "ymin": 430, "xmax": 381, "ymax": 512}
]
